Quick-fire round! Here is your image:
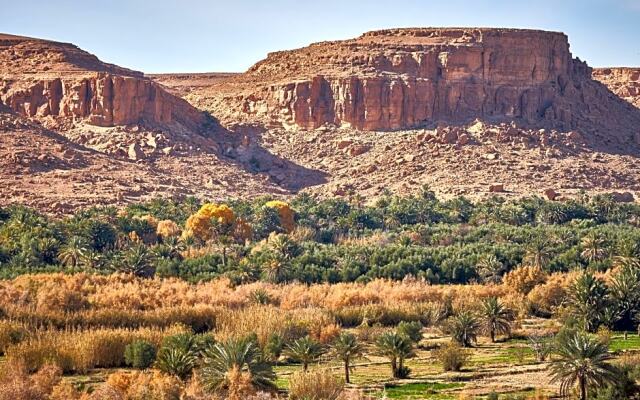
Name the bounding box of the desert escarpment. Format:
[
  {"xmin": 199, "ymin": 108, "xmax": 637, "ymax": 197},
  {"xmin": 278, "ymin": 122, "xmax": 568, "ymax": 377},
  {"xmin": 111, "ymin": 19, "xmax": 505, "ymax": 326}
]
[
  {"xmin": 0, "ymin": 34, "xmax": 205, "ymax": 132},
  {"xmin": 205, "ymin": 28, "xmax": 613, "ymax": 132}
]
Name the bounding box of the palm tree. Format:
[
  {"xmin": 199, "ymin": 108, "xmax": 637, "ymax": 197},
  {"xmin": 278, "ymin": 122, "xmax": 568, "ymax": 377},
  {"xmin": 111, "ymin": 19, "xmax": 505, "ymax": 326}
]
[
  {"xmin": 613, "ymin": 240, "xmax": 640, "ymax": 268},
  {"xmin": 57, "ymin": 236, "xmax": 88, "ymax": 268},
  {"xmin": 333, "ymin": 332, "xmax": 363, "ymax": 384},
  {"xmin": 609, "ymin": 264, "xmax": 640, "ymax": 333},
  {"xmin": 286, "ymin": 336, "xmax": 325, "ymax": 372},
  {"xmin": 375, "ymin": 331, "xmax": 414, "ymax": 378},
  {"xmin": 79, "ymin": 249, "xmax": 104, "ymax": 270},
  {"xmin": 567, "ymin": 272, "xmax": 609, "ymax": 332},
  {"xmin": 200, "ymin": 338, "xmax": 276, "ymax": 394},
  {"xmin": 114, "ymin": 244, "xmax": 156, "ymax": 277},
  {"xmin": 155, "ymin": 347, "xmax": 198, "ymax": 380},
  {"xmin": 549, "ymin": 331, "xmax": 617, "ymax": 400},
  {"xmin": 523, "ymin": 239, "xmax": 552, "ymax": 270},
  {"xmin": 447, "ymin": 311, "xmax": 480, "ymax": 347},
  {"xmin": 162, "ymin": 236, "xmax": 185, "ymax": 260},
  {"xmin": 580, "ymin": 233, "xmax": 608, "ymax": 263},
  {"xmin": 268, "ymin": 234, "xmax": 299, "ymax": 260},
  {"xmin": 477, "ymin": 255, "xmax": 505, "ymax": 284},
  {"xmin": 479, "ymin": 297, "xmax": 514, "ymax": 342}
]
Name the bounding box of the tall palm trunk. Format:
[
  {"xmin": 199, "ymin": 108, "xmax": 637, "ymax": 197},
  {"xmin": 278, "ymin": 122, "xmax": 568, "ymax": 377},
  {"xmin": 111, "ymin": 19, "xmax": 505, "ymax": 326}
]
[
  {"xmin": 390, "ymin": 358, "xmax": 397, "ymax": 378},
  {"xmin": 580, "ymin": 375, "xmax": 587, "ymax": 400},
  {"xmin": 344, "ymin": 359, "xmax": 350, "ymax": 384}
]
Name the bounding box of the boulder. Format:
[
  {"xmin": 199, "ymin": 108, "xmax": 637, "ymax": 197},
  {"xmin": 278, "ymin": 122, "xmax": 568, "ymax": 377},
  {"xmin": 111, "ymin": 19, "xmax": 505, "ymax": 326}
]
[
  {"xmin": 347, "ymin": 145, "xmax": 370, "ymax": 157},
  {"xmin": 543, "ymin": 189, "xmax": 558, "ymax": 201},
  {"xmin": 610, "ymin": 192, "xmax": 635, "ymax": 203},
  {"xmin": 128, "ymin": 143, "xmax": 144, "ymax": 161}
]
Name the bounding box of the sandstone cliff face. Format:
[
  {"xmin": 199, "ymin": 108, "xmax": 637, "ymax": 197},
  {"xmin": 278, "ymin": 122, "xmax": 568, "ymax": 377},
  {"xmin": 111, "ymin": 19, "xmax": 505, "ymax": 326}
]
[
  {"xmin": 222, "ymin": 28, "xmax": 617, "ymax": 132},
  {"xmin": 1, "ymin": 73, "xmax": 204, "ymax": 130},
  {"xmin": 0, "ymin": 34, "xmax": 205, "ymax": 132}
]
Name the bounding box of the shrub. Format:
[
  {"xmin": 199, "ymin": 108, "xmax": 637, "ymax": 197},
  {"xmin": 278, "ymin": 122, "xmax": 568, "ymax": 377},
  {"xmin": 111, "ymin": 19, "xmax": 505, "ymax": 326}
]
[
  {"xmin": 434, "ymin": 341, "xmax": 470, "ymax": 372},
  {"xmin": 503, "ymin": 265, "xmax": 546, "ymax": 295},
  {"xmin": 0, "ymin": 321, "xmax": 28, "ymax": 355},
  {"xmin": 124, "ymin": 340, "xmax": 157, "ymax": 369},
  {"xmin": 289, "ymin": 369, "xmax": 344, "ymax": 400},
  {"xmin": 397, "ymin": 321, "xmax": 423, "ymax": 343},
  {"xmin": 0, "ymin": 361, "xmax": 62, "ymax": 400},
  {"xmin": 104, "ymin": 370, "xmax": 183, "ymax": 400},
  {"xmin": 157, "ymin": 220, "xmax": 181, "ymax": 239}
]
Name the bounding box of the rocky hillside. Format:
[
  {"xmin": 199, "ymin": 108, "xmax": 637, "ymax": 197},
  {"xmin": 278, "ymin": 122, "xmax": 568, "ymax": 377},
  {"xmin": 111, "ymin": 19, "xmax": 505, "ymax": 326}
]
[
  {"xmin": 184, "ymin": 29, "xmax": 640, "ymax": 148},
  {"xmin": 2, "ymin": 29, "xmax": 640, "ymax": 212},
  {"xmin": 593, "ymin": 67, "xmax": 640, "ymax": 108},
  {"xmin": 0, "ymin": 34, "xmax": 212, "ymax": 160}
]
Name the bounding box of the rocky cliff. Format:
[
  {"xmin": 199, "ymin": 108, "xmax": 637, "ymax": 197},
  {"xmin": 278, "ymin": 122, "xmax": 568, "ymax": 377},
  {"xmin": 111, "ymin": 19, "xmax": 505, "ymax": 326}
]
[
  {"xmin": 209, "ymin": 28, "xmax": 639, "ymax": 140},
  {"xmin": 0, "ymin": 34, "xmax": 205, "ymax": 132}
]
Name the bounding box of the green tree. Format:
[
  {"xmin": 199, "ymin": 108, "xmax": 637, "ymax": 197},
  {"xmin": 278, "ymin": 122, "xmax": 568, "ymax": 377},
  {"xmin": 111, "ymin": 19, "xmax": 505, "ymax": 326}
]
[
  {"xmin": 332, "ymin": 332, "xmax": 363, "ymax": 384},
  {"xmin": 124, "ymin": 340, "xmax": 157, "ymax": 369},
  {"xmin": 286, "ymin": 336, "xmax": 325, "ymax": 372},
  {"xmin": 57, "ymin": 236, "xmax": 88, "ymax": 268},
  {"xmin": 581, "ymin": 233, "xmax": 608, "ymax": 263},
  {"xmin": 567, "ymin": 272, "xmax": 609, "ymax": 332},
  {"xmin": 375, "ymin": 331, "xmax": 414, "ymax": 378},
  {"xmin": 114, "ymin": 244, "xmax": 156, "ymax": 277},
  {"xmin": 397, "ymin": 321, "xmax": 423, "ymax": 344},
  {"xmin": 200, "ymin": 338, "xmax": 276, "ymax": 393},
  {"xmin": 609, "ymin": 264, "xmax": 640, "ymax": 332},
  {"xmin": 477, "ymin": 255, "xmax": 505, "ymax": 284},
  {"xmin": 479, "ymin": 297, "xmax": 513, "ymax": 342},
  {"xmin": 523, "ymin": 238, "xmax": 552, "ymax": 270},
  {"xmin": 549, "ymin": 331, "xmax": 617, "ymax": 400},
  {"xmin": 447, "ymin": 311, "xmax": 480, "ymax": 347}
]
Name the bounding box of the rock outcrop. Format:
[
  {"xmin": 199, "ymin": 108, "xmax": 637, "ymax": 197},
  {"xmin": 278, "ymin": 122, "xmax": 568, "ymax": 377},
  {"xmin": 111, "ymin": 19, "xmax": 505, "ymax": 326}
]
[
  {"xmin": 208, "ymin": 28, "xmax": 640, "ymax": 140},
  {"xmin": 593, "ymin": 67, "xmax": 640, "ymax": 109},
  {"xmin": 0, "ymin": 34, "xmax": 205, "ymax": 132},
  {"xmin": 1, "ymin": 73, "xmax": 205, "ymax": 131}
]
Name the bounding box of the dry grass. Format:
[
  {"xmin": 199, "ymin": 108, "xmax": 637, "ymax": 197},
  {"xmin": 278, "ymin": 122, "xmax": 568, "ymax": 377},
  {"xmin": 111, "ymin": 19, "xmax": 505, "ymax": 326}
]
[{"xmin": 6, "ymin": 325, "xmax": 187, "ymax": 373}]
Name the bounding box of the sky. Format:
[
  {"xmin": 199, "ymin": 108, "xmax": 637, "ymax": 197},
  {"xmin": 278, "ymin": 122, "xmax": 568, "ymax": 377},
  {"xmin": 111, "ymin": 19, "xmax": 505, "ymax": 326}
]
[{"xmin": 2, "ymin": 0, "xmax": 639, "ymax": 73}]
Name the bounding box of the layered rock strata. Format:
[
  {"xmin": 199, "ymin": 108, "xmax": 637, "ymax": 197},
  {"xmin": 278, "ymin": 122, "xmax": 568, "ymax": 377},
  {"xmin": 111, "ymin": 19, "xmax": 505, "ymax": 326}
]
[
  {"xmin": 0, "ymin": 34, "xmax": 205, "ymax": 131},
  {"xmin": 217, "ymin": 28, "xmax": 638, "ymax": 136}
]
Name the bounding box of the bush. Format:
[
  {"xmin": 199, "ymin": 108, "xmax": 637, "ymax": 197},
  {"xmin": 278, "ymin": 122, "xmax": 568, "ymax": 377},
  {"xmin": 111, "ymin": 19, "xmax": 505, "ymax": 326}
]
[
  {"xmin": 0, "ymin": 321, "xmax": 28, "ymax": 355},
  {"xmin": 288, "ymin": 369, "xmax": 344, "ymax": 400},
  {"xmin": 434, "ymin": 342, "xmax": 470, "ymax": 372},
  {"xmin": 397, "ymin": 321, "xmax": 423, "ymax": 343},
  {"xmin": 124, "ymin": 340, "xmax": 157, "ymax": 369}
]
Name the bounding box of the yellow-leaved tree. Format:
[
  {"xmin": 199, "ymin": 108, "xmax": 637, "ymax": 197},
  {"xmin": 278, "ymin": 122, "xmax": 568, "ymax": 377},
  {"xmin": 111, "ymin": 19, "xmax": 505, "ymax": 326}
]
[
  {"xmin": 265, "ymin": 200, "xmax": 295, "ymax": 233},
  {"xmin": 199, "ymin": 203, "xmax": 235, "ymax": 225},
  {"xmin": 183, "ymin": 203, "xmax": 236, "ymax": 242}
]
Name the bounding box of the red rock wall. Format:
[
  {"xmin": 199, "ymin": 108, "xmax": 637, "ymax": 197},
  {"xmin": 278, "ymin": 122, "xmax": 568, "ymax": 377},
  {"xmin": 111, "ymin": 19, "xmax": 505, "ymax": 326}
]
[
  {"xmin": 241, "ymin": 29, "xmax": 594, "ymax": 131},
  {"xmin": 1, "ymin": 73, "xmax": 205, "ymax": 130}
]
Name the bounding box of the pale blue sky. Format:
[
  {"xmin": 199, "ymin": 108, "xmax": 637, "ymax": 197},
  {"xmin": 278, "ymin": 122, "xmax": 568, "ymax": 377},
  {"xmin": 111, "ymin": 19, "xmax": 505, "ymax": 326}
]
[{"xmin": 2, "ymin": 0, "xmax": 639, "ymax": 73}]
